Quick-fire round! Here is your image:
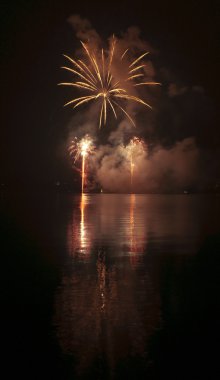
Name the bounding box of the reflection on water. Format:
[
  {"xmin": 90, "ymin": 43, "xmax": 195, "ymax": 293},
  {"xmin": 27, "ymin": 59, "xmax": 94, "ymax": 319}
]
[
  {"xmin": 66, "ymin": 194, "xmax": 91, "ymax": 259},
  {"xmin": 54, "ymin": 194, "xmax": 216, "ymax": 377},
  {"xmin": 55, "ymin": 194, "xmax": 160, "ymax": 376},
  {"xmin": 66, "ymin": 194, "xmax": 148, "ymax": 265},
  {"xmin": 129, "ymin": 194, "xmax": 145, "ymax": 267}
]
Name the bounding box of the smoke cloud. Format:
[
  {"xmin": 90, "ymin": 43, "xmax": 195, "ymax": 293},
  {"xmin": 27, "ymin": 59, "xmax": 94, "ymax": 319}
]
[
  {"xmin": 67, "ymin": 14, "xmax": 102, "ymax": 47},
  {"xmin": 89, "ymin": 136, "xmax": 199, "ymax": 193}
]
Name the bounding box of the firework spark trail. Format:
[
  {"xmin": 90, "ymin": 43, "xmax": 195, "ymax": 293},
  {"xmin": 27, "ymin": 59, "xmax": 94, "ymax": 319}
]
[
  {"xmin": 81, "ymin": 154, "xmax": 85, "ymax": 193},
  {"xmin": 69, "ymin": 135, "xmax": 94, "ymax": 193},
  {"xmin": 59, "ymin": 36, "xmax": 160, "ymax": 128},
  {"xmin": 80, "ymin": 193, "xmax": 86, "ymax": 250},
  {"xmin": 126, "ymin": 137, "xmax": 145, "ymax": 192},
  {"xmin": 131, "ymin": 156, "xmax": 135, "ymax": 189}
]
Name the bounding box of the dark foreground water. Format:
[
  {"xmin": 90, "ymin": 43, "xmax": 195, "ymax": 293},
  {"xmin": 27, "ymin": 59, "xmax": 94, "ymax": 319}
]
[{"xmin": 1, "ymin": 193, "xmax": 220, "ymax": 379}]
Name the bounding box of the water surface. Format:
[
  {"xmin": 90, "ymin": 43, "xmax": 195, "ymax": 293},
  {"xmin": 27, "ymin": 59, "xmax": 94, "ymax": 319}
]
[{"xmin": 53, "ymin": 194, "xmax": 220, "ymax": 378}]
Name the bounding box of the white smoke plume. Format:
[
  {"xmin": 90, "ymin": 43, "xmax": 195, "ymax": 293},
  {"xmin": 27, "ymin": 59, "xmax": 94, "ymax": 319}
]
[{"xmin": 89, "ymin": 137, "xmax": 199, "ymax": 193}]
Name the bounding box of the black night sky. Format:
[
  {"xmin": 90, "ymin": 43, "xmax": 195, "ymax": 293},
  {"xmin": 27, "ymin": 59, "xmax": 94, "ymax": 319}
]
[
  {"xmin": 1, "ymin": 2, "xmax": 220, "ymax": 379},
  {"xmin": 1, "ymin": 0, "xmax": 220, "ymax": 191}
]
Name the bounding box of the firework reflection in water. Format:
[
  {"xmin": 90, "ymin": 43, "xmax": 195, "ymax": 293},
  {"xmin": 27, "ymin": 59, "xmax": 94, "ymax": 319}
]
[{"xmin": 55, "ymin": 194, "xmax": 159, "ymax": 376}]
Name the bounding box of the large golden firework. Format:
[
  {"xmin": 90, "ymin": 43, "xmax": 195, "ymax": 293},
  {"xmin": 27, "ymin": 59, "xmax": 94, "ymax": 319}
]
[{"xmin": 59, "ymin": 36, "xmax": 160, "ymax": 128}]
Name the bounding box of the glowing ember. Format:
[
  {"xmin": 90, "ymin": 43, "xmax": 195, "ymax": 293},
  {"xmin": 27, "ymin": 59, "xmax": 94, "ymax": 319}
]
[
  {"xmin": 69, "ymin": 135, "xmax": 94, "ymax": 193},
  {"xmin": 59, "ymin": 36, "xmax": 160, "ymax": 128}
]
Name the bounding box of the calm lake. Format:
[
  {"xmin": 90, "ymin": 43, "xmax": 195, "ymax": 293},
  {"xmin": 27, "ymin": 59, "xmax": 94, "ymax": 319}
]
[{"xmin": 1, "ymin": 193, "xmax": 220, "ymax": 379}]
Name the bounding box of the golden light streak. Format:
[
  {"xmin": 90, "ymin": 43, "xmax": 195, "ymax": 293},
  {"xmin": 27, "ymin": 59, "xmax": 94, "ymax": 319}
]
[
  {"xmin": 61, "ymin": 66, "xmax": 95, "ymax": 87},
  {"xmin": 121, "ymin": 48, "xmax": 129, "ymax": 60},
  {"xmin": 107, "ymin": 98, "xmax": 117, "ymax": 119},
  {"xmin": 73, "ymin": 95, "xmax": 98, "ymax": 109},
  {"xmin": 81, "ymin": 42, "xmax": 97, "ymax": 71},
  {"xmin": 78, "ymin": 59, "xmax": 97, "ymax": 83},
  {"xmin": 103, "ymin": 96, "xmax": 107, "ymax": 125},
  {"xmin": 80, "ymin": 193, "xmax": 85, "ymax": 245},
  {"xmin": 63, "ymin": 54, "xmax": 96, "ymax": 85},
  {"xmin": 114, "ymin": 94, "xmax": 152, "ymax": 109},
  {"xmin": 112, "ymin": 100, "xmax": 136, "ymax": 127},
  {"xmin": 58, "ymin": 82, "xmax": 95, "ymax": 91},
  {"xmin": 81, "ymin": 154, "xmax": 85, "ymax": 193},
  {"xmin": 64, "ymin": 95, "xmax": 97, "ymax": 107},
  {"xmin": 99, "ymin": 101, "xmax": 104, "ymax": 128},
  {"xmin": 101, "ymin": 49, "xmax": 105, "ymax": 79},
  {"xmin": 76, "ymin": 81, "xmax": 97, "ymax": 90},
  {"xmin": 92, "ymin": 55, "xmax": 103, "ymax": 87},
  {"xmin": 129, "ymin": 64, "xmax": 146, "ymax": 74},
  {"xmin": 129, "ymin": 52, "xmax": 149, "ymax": 68},
  {"xmin": 60, "ymin": 37, "xmax": 160, "ymax": 127},
  {"xmin": 69, "ymin": 135, "xmax": 95, "ymax": 193},
  {"xmin": 127, "ymin": 73, "xmax": 144, "ymax": 81},
  {"xmin": 107, "ymin": 74, "xmax": 113, "ymax": 87},
  {"xmin": 134, "ymin": 82, "xmax": 161, "ymax": 86}
]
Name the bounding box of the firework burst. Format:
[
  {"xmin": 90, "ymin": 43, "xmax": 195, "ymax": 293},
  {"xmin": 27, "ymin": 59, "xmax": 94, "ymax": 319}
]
[
  {"xmin": 69, "ymin": 135, "xmax": 95, "ymax": 193},
  {"xmin": 59, "ymin": 36, "xmax": 160, "ymax": 128}
]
